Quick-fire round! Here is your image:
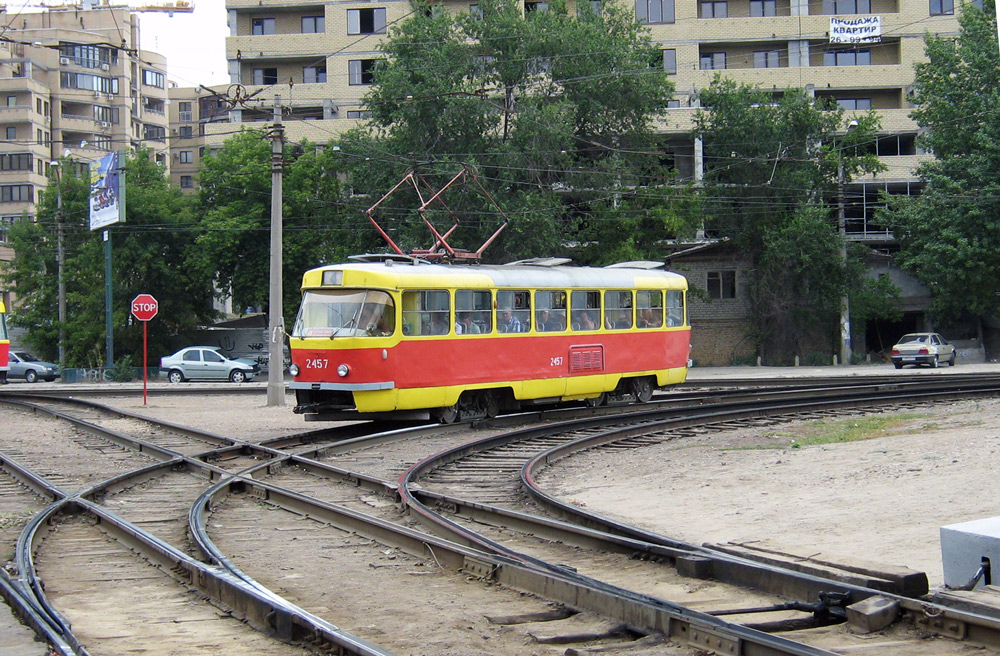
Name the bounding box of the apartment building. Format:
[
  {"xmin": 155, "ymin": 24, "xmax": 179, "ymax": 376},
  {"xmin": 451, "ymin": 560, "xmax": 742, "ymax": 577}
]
[
  {"xmin": 166, "ymin": 84, "xmax": 231, "ymax": 191},
  {"xmin": 216, "ymin": 0, "xmax": 972, "ymax": 236},
  {"xmin": 0, "ymin": 4, "xmax": 171, "ymax": 262}
]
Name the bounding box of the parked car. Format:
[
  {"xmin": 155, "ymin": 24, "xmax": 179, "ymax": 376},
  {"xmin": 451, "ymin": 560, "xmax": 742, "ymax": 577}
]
[
  {"xmin": 159, "ymin": 346, "xmax": 260, "ymax": 383},
  {"xmin": 8, "ymin": 351, "xmax": 60, "ymax": 383},
  {"xmin": 890, "ymin": 333, "xmax": 956, "ymax": 369}
]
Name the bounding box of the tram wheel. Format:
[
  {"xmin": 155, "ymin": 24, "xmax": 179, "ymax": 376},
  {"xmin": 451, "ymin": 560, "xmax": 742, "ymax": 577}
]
[
  {"xmin": 585, "ymin": 393, "xmax": 606, "ymax": 408},
  {"xmin": 632, "ymin": 377, "xmax": 654, "ymax": 403},
  {"xmin": 484, "ymin": 392, "xmax": 501, "ymax": 419},
  {"xmin": 435, "ymin": 405, "xmax": 459, "ymax": 424}
]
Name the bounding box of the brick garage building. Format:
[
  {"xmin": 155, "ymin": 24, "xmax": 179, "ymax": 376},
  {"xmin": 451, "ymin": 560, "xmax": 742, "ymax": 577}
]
[{"xmin": 668, "ymin": 241, "xmax": 753, "ymax": 366}]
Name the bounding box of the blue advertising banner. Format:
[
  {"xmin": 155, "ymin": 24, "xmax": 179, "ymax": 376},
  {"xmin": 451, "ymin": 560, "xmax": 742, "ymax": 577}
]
[{"xmin": 89, "ymin": 150, "xmax": 124, "ymax": 230}]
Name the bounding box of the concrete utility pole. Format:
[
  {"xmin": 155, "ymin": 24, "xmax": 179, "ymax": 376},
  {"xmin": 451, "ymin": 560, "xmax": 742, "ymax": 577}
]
[
  {"xmin": 54, "ymin": 162, "xmax": 65, "ymax": 369},
  {"xmin": 267, "ymin": 96, "xmax": 285, "ymax": 406},
  {"xmin": 837, "ymin": 119, "xmax": 858, "ymax": 366}
]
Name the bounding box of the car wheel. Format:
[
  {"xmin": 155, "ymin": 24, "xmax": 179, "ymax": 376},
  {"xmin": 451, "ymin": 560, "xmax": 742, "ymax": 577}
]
[
  {"xmin": 931, "ymin": 356, "xmax": 940, "ymax": 368},
  {"xmin": 229, "ymin": 369, "xmax": 247, "ymax": 383},
  {"xmin": 24, "ymin": 370, "xmax": 37, "ymax": 383},
  {"xmin": 949, "ymin": 353, "xmax": 956, "ymax": 366},
  {"xmin": 167, "ymin": 369, "xmax": 185, "ymax": 384},
  {"xmin": 893, "ymin": 362, "xmax": 903, "ymax": 369}
]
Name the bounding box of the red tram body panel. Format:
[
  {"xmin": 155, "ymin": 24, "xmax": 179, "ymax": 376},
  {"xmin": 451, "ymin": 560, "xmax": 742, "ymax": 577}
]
[
  {"xmin": 288, "ymin": 259, "xmax": 690, "ymax": 420},
  {"xmin": 0, "ymin": 300, "xmax": 9, "ymax": 380}
]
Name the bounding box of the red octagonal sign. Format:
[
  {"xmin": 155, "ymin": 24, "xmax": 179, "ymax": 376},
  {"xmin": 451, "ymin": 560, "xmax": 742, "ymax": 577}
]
[{"xmin": 131, "ymin": 293, "xmax": 158, "ymax": 322}]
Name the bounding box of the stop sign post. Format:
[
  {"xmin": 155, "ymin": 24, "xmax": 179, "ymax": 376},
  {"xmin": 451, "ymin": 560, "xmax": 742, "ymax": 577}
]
[{"xmin": 131, "ymin": 294, "xmax": 158, "ymax": 405}]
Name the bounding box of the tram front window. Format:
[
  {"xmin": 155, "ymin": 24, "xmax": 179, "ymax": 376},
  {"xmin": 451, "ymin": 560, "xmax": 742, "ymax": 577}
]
[{"xmin": 292, "ymin": 290, "xmax": 395, "ymax": 337}]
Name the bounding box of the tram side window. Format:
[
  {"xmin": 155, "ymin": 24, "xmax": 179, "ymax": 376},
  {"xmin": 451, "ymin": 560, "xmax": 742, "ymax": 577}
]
[
  {"xmin": 497, "ymin": 289, "xmax": 530, "ymax": 333},
  {"xmin": 570, "ymin": 290, "xmax": 601, "ymax": 331},
  {"xmin": 636, "ymin": 290, "xmax": 664, "ymax": 329},
  {"xmin": 534, "ymin": 290, "xmax": 566, "ymax": 332},
  {"xmin": 604, "ymin": 291, "xmax": 632, "ymax": 329},
  {"xmin": 402, "ymin": 290, "xmax": 450, "ymax": 336},
  {"xmin": 456, "ymin": 289, "xmax": 492, "ymax": 334},
  {"xmin": 666, "ymin": 290, "xmax": 684, "ymax": 326}
]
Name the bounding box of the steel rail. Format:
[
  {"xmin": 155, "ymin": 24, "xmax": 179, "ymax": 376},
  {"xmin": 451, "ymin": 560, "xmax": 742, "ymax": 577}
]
[{"xmin": 391, "ymin": 377, "xmax": 1000, "ymax": 652}]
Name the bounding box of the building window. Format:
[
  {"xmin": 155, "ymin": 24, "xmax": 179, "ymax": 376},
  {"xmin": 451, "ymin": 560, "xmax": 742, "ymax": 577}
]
[
  {"xmin": 302, "ymin": 15, "xmax": 325, "ymax": 33},
  {"xmin": 6, "ymin": 96, "xmax": 15, "ymax": 107},
  {"xmin": 346, "ymin": 110, "xmax": 372, "ymax": 119},
  {"xmin": 178, "ymin": 125, "xmax": 194, "ymax": 138},
  {"xmin": 929, "ymin": 0, "xmax": 954, "ymax": 14},
  {"xmin": 708, "ymin": 271, "xmax": 736, "ymax": 299},
  {"xmin": 0, "ymin": 215, "xmax": 25, "ymax": 243},
  {"xmin": 700, "ymin": 1, "xmax": 727, "ymax": 17},
  {"xmin": 0, "ymin": 185, "xmax": 32, "ymax": 203},
  {"xmin": 142, "ymin": 69, "xmax": 165, "ymax": 88},
  {"xmin": 347, "ymin": 8, "xmax": 386, "ymax": 34},
  {"xmin": 0, "ymin": 153, "xmax": 31, "ymax": 170},
  {"xmin": 822, "ymin": 0, "xmax": 870, "ymax": 12},
  {"xmin": 253, "ymin": 68, "xmax": 279, "ymax": 85},
  {"xmin": 178, "ymin": 101, "xmax": 193, "ymax": 122},
  {"xmin": 635, "ymin": 0, "xmax": 674, "ymax": 23},
  {"xmin": 662, "ymin": 49, "xmax": 676, "ymax": 74},
  {"xmin": 349, "ymin": 59, "xmax": 377, "ymax": 85},
  {"xmin": 700, "ymin": 52, "xmax": 726, "ymax": 70},
  {"xmin": 525, "ymin": 1, "xmax": 549, "ymax": 10},
  {"xmin": 60, "ymin": 72, "xmax": 118, "ymax": 94},
  {"xmin": 5, "ymin": 127, "xmax": 14, "ymax": 140},
  {"xmin": 144, "ymin": 125, "xmax": 166, "ymax": 142},
  {"xmin": 180, "ymin": 175, "xmax": 194, "ymax": 188},
  {"xmin": 251, "ymin": 17, "xmax": 276, "ymax": 35},
  {"xmin": 753, "ymin": 50, "xmax": 781, "ymax": 68},
  {"xmin": 179, "ymin": 150, "xmax": 193, "ymax": 164},
  {"xmin": 823, "ymin": 49, "xmax": 871, "ymax": 66},
  {"xmin": 836, "ymin": 98, "xmax": 872, "ymax": 110},
  {"xmin": 303, "ymin": 65, "xmax": 327, "ymax": 84},
  {"xmin": 750, "ymin": 0, "xmax": 776, "ymax": 16},
  {"xmin": 666, "ymin": 99, "xmax": 681, "ymax": 108}
]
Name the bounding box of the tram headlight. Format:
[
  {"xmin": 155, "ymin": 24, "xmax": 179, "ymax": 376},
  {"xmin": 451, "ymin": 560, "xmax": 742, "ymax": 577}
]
[
  {"xmin": 337, "ymin": 363, "xmax": 350, "ymax": 377},
  {"xmin": 288, "ymin": 364, "xmax": 300, "ymax": 376}
]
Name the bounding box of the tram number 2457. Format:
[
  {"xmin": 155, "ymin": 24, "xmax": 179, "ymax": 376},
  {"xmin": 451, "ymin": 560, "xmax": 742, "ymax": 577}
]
[
  {"xmin": 550, "ymin": 356, "xmax": 564, "ymax": 367},
  {"xmin": 304, "ymin": 358, "xmax": 330, "ymax": 369}
]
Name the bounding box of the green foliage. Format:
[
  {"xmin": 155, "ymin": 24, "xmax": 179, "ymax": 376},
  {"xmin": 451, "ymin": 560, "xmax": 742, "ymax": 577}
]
[
  {"xmin": 107, "ymin": 354, "xmax": 138, "ymax": 382},
  {"xmin": 694, "ymin": 79, "xmax": 891, "ymax": 362},
  {"xmin": 195, "ymin": 132, "xmax": 354, "ymax": 323},
  {"xmin": 0, "ymin": 150, "xmax": 216, "ymax": 366},
  {"xmin": 338, "ymin": 0, "xmax": 698, "ymax": 262},
  {"xmin": 883, "ymin": 1, "xmax": 1000, "ymax": 321}
]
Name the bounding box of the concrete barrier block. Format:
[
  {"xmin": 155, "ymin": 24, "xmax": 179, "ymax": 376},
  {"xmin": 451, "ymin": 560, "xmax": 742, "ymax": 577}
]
[
  {"xmin": 846, "ymin": 596, "xmax": 900, "ymax": 633},
  {"xmin": 941, "ymin": 517, "xmax": 1000, "ymax": 590}
]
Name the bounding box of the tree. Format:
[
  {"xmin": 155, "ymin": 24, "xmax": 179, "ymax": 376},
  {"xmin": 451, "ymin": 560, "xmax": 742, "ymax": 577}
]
[
  {"xmin": 195, "ymin": 131, "xmax": 355, "ymax": 323},
  {"xmin": 884, "ymin": 1, "xmax": 1000, "ymax": 322},
  {"xmin": 694, "ymin": 79, "xmax": 889, "ymax": 362},
  {"xmin": 1, "ymin": 150, "xmax": 217, "ymax": 366},
  {"xmin": 338, "ymin": 0, "xmax": 692, "ymax": 262}
]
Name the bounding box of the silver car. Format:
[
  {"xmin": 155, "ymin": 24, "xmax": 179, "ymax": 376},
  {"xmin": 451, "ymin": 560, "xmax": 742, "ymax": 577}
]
[
  {"xmin": 159, "ymin": 346, "xmax": 259, "ymax": 383},
  {"xmin": 890, "ymin": 332, "xmax": 956, "ymax": 369},
  {"xmin": 8, "ymin": 351, "xmax": 60, "ymax": 383}
]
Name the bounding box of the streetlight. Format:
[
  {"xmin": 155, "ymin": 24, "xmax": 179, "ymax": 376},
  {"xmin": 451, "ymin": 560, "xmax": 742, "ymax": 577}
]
[{"xmin": 838, "ymin": 119, "xmax": 859, "ymax": 366}]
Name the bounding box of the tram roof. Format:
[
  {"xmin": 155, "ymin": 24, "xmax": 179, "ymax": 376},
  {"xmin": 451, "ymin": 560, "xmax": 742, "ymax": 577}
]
[{"xmin": 302, "ymin": 259, "xmax": 687, "ymax": 291}]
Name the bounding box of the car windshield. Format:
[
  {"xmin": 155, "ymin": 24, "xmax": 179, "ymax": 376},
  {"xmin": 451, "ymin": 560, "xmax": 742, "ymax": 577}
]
[
  {"xmin": 292, "ymin": 289, "xmax": 395, "ymax": 338},
  {"xmin": 14, "ymin": 352, "xmax": 38, "ymax": 361},
  {"xmin": 897, "ymin": 334, "xmax": 927, "ymax": 344}
]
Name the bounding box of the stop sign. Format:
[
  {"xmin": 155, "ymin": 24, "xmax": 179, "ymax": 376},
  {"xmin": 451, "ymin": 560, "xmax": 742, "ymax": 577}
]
[{"xmin": 131, "ymin": 294, "xmax": 158, "ymax": 322}]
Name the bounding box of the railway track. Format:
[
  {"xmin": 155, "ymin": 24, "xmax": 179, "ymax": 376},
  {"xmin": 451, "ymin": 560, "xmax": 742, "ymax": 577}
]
[{"xmin": 1, "ymin": 375, "xmax": 999, "ymax": 655}]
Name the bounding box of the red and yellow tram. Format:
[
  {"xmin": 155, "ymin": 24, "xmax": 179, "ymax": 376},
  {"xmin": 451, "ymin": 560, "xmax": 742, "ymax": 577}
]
[
  {"xmin": 288, "ymin": 256, "xmax": 690, "ymax": 422},
  {"xmin": 0, "ymin": 300, "xmax": 9, "ymax": 384}
]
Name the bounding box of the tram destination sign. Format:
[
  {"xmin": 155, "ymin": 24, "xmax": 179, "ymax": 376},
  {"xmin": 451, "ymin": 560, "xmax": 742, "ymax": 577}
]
[{"xmin": 131, "ymin": 294, "xmax": 158, "ymax": 322}]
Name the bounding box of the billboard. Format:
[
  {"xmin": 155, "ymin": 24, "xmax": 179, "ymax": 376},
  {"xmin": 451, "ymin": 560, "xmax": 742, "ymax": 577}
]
[
  {"xmin": 89, "ymin": 150, "xmax": 125, "ymax": 230},
  {"xmin": 830, "ymin": 16, "xmax": 881, "ymax": 44}
]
